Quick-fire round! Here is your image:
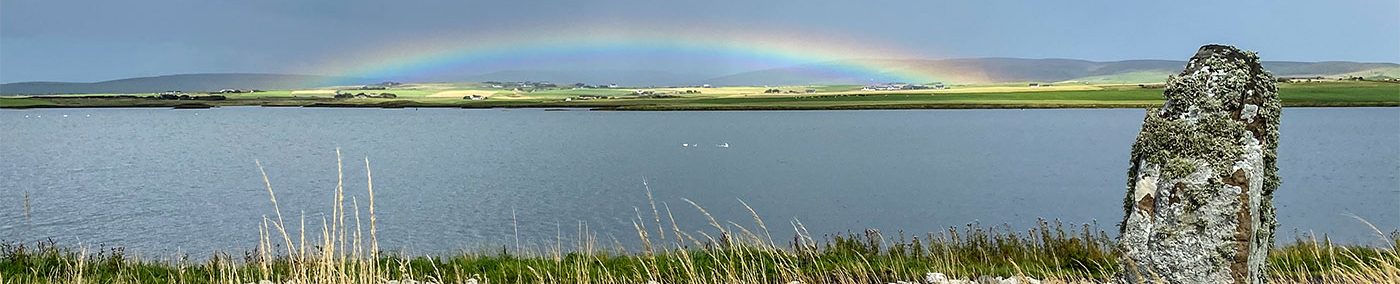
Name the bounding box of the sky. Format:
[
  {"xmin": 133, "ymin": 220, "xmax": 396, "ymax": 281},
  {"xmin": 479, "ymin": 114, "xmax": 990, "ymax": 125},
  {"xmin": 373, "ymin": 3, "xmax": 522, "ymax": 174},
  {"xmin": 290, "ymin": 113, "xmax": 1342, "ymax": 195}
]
[{"xmin": 1, "ymin": 0, "xmax": 1397, "ymax": 83}]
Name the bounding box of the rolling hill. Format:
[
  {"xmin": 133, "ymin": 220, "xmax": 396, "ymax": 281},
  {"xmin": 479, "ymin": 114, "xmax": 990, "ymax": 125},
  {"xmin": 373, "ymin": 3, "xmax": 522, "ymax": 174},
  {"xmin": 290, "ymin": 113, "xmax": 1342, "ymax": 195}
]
[
  {"xmin": 3, "ymin": 59, "xmax": 1396, "ymax": 95},
  {"xmin": 702, "ymin": 58, "xmax": 1400, "ymax": 85},
  {"xmin": 0, "ymin": 73, "xmax": 367, "ymax": 95},
  {"xmin": 459, "ymin": 69, "xmax": 708, "ymax": 87}
]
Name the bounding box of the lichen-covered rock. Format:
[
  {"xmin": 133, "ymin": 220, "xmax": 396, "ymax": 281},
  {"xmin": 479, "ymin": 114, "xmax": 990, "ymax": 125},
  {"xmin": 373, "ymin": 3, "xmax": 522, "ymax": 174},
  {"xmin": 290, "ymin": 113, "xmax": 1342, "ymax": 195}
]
[{"xmin": 1116, "ymin": 44, "xmax": 1281, "ymax": 283}]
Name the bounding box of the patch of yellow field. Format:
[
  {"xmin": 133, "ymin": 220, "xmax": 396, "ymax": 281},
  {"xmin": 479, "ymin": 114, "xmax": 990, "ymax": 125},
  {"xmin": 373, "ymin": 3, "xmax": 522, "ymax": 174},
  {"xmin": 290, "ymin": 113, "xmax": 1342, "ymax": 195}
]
[
  {"xmin": 402, "ymin": 83, "xmax": 475, "ymax": 90},
  {"xmin": 428, "ymin": 90, "xmax": 493, "ymax": 98},
  {"xmin": 639, "ymin": 86, "xmax": 813, "ymax": 98},
  {"xmin": 290, "ymin": 90, "xmax": 337, "ymax": 95},
  {"xmin": 427, "ymin": 90, "xmax": 537, "ymax": 99},
  {"xmin": 943, "ymin": 85, "xmax": 1103, "ymax": 93},
  {"xmin": 827, "ymin": 84, "xmax": 1104, "ymax": 95}
]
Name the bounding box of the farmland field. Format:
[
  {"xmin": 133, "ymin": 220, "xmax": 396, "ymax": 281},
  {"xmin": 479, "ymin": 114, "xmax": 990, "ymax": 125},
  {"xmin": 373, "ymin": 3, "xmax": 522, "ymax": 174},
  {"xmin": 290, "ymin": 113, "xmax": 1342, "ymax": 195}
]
[{"xmin": 1, "ymin": 80, "xmax": 1395, "ymax": 110}]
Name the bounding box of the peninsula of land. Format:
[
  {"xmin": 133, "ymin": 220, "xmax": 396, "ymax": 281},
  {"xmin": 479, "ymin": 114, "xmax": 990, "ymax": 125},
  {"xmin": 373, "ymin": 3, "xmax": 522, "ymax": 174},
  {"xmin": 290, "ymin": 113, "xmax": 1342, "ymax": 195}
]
[{"xmin": 2, "ymin": 80, "xmax": 1396, "ymax": 110}]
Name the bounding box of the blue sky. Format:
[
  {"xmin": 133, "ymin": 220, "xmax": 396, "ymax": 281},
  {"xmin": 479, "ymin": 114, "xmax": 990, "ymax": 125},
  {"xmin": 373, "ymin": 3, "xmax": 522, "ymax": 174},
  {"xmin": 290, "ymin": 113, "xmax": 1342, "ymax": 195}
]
[{"xmin": 1, "ymin": 0, "xmax": 1397, "ymax": 83}]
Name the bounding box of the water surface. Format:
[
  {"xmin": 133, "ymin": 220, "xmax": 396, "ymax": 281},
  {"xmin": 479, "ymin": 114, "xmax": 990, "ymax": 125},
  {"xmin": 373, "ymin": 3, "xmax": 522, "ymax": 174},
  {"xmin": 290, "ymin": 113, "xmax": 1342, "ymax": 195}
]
[{"xmin": 1, "ymin": 107, "xmax": 1396, "ymax": 255}]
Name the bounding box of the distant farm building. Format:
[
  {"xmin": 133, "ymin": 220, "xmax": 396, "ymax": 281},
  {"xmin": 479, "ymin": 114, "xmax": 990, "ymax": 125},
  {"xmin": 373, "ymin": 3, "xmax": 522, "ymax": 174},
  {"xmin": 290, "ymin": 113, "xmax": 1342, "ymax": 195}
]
[
  {"xmin": 862, "ymin": 83, "xmax": 932, "ymax": 91},
  {"xmin": 152, "ymin": 90, "xmax": 224, "ymax": 100},
  {"xmin": 1277, "ymin": 76, "xmax": 1324, "ymax": 83},
  {"xmin": 334, "ymin": 91, "xmax": 396, "ymax": 99},
  {"xmin": 157, "ymin": 91, "xmax": 186, "ymax": 100}
]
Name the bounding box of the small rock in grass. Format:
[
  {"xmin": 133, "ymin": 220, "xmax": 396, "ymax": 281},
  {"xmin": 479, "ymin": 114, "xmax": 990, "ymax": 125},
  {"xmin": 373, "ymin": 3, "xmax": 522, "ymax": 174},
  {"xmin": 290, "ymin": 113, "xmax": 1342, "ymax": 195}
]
[{"xmin": 925, "ymin": 273, "xmax": 948, "ymax": 283}]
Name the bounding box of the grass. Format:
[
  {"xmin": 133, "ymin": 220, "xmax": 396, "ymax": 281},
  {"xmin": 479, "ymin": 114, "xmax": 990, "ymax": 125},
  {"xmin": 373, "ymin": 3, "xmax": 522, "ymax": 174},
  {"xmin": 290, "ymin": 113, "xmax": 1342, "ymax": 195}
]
[
  {"xmin": 2, "ymin": 81, "xmax": 1395, "ymax": 110},
  {"xmin": 2, "ymin": 150, "xmax": 1398, "ymax": 283}
]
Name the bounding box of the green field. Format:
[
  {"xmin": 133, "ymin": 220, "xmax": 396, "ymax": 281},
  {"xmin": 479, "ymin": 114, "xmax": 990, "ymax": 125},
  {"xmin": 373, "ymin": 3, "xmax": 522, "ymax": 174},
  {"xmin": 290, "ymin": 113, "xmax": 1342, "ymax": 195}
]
[
  {"xmin": 4, "ymin": 224, "xmax": 1395, "ymax": 283},
  {"xmin": 2, "ymin": 80, "xmax": 1396, "ymax": 110}
]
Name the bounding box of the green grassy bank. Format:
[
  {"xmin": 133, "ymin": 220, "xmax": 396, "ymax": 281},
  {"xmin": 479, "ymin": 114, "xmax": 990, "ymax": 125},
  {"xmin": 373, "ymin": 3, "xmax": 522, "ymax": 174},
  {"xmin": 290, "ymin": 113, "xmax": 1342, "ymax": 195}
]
[
  {"xmin": 2, "ymin": 81, "xmax": 1395, "ymax": 110},
  {"xmin": 4, "ymin": 152, "xmax": 1398, "ymax": 284},
  {"xmin": 3, "ymin": 223, "xmax": 1396, "ymax": 283}
]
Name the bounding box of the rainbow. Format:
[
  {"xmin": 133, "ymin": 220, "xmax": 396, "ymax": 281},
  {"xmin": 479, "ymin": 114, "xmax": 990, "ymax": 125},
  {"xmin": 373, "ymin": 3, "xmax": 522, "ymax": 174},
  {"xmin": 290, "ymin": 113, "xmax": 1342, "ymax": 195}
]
[{"xmin": 311, "ymin": 29, "xmax": 978, "ymax": 86}]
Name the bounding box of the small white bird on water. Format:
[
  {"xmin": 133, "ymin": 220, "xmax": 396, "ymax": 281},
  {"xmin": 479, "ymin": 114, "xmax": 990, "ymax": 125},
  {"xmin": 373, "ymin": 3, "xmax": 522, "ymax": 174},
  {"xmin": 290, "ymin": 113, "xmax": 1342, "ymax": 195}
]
[{"xmin": 716, "ymin": 143, "xmax": 730, "ymax": 148}]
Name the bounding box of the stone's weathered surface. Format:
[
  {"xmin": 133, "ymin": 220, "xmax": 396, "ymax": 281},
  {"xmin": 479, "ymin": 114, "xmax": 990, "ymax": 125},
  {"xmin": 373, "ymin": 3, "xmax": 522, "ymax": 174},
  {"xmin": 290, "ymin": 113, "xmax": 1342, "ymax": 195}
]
[{"xmin": 1117, "ymin": 44, "xmax": 1281, "ymax": 283}]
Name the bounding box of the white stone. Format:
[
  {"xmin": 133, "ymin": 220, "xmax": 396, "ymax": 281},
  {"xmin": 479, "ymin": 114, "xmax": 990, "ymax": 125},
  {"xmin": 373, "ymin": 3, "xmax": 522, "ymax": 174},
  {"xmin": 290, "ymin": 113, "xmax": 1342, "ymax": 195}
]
[{"xmin": 924, "ymin": 272, "xmax": 948, "ymax": 283}]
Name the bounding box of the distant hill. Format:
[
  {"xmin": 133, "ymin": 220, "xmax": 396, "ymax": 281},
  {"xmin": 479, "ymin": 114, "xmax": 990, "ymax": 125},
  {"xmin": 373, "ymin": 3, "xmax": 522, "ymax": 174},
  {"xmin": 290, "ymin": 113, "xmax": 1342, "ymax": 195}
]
[
  {"xmin": 459, "ymin": 69, "xmax": 710, "ymax": 87},
  {"xmin": 0, "ymin": 73, "xmax": 367, "ymax": 95},
  {"xmin": 703, "ymin": 58, "xmax": 1400, "ymax": 85},
  {"xmin": 4, "ymin": 60, "xmax": 1396, "ymax": 95}
]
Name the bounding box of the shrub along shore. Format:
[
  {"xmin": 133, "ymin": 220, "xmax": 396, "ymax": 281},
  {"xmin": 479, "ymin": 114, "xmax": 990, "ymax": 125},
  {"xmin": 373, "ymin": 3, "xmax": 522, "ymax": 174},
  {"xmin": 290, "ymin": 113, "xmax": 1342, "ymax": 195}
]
[{"xmin": 2, "ymin": 225, "xmax": 1396, "ymax": 283}]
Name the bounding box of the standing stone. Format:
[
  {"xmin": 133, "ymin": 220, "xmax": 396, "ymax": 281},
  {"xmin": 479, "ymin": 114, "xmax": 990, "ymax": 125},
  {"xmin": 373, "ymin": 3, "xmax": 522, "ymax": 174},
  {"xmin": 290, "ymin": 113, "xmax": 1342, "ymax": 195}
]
[{"xmin": 1117, "ymin": 44, "xmax": 1281, "ymax": 283}]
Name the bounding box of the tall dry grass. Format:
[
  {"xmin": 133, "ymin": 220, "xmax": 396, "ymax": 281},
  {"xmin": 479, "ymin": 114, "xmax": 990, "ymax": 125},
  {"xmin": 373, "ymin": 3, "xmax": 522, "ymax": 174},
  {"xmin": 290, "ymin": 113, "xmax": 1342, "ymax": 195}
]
[{"xmin": 2, "ymin": 150, "xmax": 1397, "ymax": 283}]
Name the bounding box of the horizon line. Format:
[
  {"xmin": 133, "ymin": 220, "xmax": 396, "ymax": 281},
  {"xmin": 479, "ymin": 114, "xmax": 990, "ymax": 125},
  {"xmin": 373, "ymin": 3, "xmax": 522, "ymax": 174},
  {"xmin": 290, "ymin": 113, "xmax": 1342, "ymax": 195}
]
[{"xmin": 3, "ymin": 57, "xmax": 1398, "ymax": 85}]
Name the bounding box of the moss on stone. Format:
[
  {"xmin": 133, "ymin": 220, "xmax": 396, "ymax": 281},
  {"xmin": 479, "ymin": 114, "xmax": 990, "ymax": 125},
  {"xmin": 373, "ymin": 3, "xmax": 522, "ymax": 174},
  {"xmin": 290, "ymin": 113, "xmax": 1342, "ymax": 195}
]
[
  {"xmin": 1122, "ymin": 46, "xmax": 1281, "ymax": 218},
  {"xmin": 1118, "ymin": 44, "xmax": 1283, "ymax": 283}
]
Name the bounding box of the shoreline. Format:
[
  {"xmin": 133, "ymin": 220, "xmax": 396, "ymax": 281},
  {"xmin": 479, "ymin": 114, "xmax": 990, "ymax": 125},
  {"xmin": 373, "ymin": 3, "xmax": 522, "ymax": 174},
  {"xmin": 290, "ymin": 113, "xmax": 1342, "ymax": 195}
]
[
  {"xmin": 4, "ymin": 81, "xmax": 1394, "ymax": 110},
  {"xmin": 2, "ymin": 100, "xmax": 1397, "ymax": 110},
  {"xmin": 4, "ymin": 222, "xmax": 1394, "ymax": 283},
  {"xmin": 3, "ymin": 228, "xmax": 1393, "ymax": 283}
]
